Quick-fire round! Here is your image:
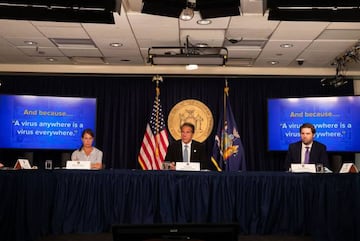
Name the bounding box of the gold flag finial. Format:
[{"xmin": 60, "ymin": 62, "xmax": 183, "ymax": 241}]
[
  {"xmin": 152, "ymin": 75, "xmax": 163, "ymax": 97},
  {"xmin": 224, "ymin": 78, "xmax": 229, "ymax": 96}
]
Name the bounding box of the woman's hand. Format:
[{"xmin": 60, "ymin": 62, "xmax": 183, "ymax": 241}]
[{"xmin": 91, "ymin": 163, "xmax": 102, "ymax": 170}]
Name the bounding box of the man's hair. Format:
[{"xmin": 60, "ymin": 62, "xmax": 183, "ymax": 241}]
[
  {"xmin": 300, "ymin": 123, "xmax": 316, "ymax": 134},
  {"xmin": 181, "ymin": 122, "xmax": 195, "ymax": 133}
]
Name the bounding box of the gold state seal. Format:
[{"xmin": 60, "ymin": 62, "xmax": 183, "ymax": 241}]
[{"xmin": 168, "ymin": 99, "xmax": 213, "ymax": 143}]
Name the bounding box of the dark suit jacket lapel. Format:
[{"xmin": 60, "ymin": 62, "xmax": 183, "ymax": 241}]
[
  {"xmin": 190, "ymin": 142, "xmax": 198, "ymax": 161},
  {"xmin": 178, "ymin": 141, "xmax": 183, "ymax": 160},
  {"xmin": 295, "ymin": 142, "xmax": 302, "ymax": 163},
  {"xmin": 309, "ymin": 141, "xmax": 317, "ymax": 162}
]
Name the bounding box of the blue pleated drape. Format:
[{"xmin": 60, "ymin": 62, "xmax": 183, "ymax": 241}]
[
  {"xmin": 0, "ymin": 75, "xmax": 354, "ymax": 171},
  {"xmin": 1, "ymin": 170, "xmax": 360, "ymax": 241}
]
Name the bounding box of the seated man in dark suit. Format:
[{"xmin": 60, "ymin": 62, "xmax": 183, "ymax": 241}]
[
  {"xmin": 284, "ymin": 123, "xmax": 329, "ymax": 171},
  {"xmin": 165, "ymin": 122, "xmax": 208, "ymax": 170}
]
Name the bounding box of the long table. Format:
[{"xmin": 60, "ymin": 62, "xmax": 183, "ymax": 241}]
[{"xmin": 0, "ymin": 170, "xmax": 359, "ymax": 241}]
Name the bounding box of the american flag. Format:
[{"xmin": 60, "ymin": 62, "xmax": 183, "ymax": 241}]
[{"xmin": 138, "ymin": 94, "xmax": 169, "ymax": 170}]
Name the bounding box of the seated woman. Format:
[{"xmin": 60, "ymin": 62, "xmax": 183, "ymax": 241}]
[{"xmin": 71, "ymin": 128, "xmax": 103, "ymax": 170}]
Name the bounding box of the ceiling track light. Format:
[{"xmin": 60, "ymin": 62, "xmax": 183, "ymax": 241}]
[
  {"xmin": 180, "ymin": 0, "xmax": 196, "ymax": 21},
  {"xmin": 321, "ymin": 42, "xmax": 359, "ymax": 87},
  {"xmin": 180, "ymin": 7, "xmax": 194, "ymax": 21}
]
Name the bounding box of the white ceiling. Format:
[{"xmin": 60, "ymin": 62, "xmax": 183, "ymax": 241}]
[{"xmin": 0, "ymin": 0, "xmax": 359, "ymax": 77}]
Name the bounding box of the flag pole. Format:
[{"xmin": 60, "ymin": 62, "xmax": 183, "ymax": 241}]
[
  {"xmin": 152, "ymin": 75, "xmax": 163, "ymax": 168},
  {"xmin": 222, "ymin": 78, "xmax": 229, "ymax": 167},
  {"xmin": 224, "ymin": 78, "xmax": 229, "ymax": 124},
  {"xmin": 152, "ymin": 75, "xmax": 163, "ymax": 133}
]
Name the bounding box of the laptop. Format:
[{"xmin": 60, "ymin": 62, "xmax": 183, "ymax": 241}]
[{"xmin": 66, "ymin": 160, "xmax": 91, "ymax": 170}]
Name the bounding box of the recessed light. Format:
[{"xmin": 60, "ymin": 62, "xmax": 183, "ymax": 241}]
[
  {"xmin": 24, "ymin": 41, "xmax": 37, "ymax": 46},
  {"xmin": 268, "ymin": 60, "xmax": 279, "ymax": 65},
  {"xmin": 280, "ymin": 43, "xmax": 293, "ymax": 48},
  {"xmin": 197, "ymin": 19, "xmax": 212, "ymax": 25},
  {"xmin": 186, "ymin": 64, "xmax": 198, "ymax": 70},
  {"xmin": 46, "ymin": 57, "xmax": 56, "ymax": 62},
  {"xmin": 195, "ymin": 43, "xmax": 208, "ymax": 47},
  {"xmin": 109, "ymin": 42, "xmax": 123, "ymax": 47}
]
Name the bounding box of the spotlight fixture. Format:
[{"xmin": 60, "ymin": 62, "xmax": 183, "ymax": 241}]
[
  {"xmin": 180, "ymin": 7, "xmax": 194, "ymax": 21},
  {"xmin": 321, "ymin": 41, "xmax": 359, "ymax": 87},
  {"xmin": 180, "ymin": 0, "xmax": 196, "ymax": 21},
  {"xmin": 320, "ymin": 75, "xmax": 348, "ymax": 88}
]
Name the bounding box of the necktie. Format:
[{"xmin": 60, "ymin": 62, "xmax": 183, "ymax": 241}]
[
  {"xmin": 305, "ymin": 146, "xmax": 310, "ymax": 164},
  {"xmin": 183, "ymin": 145, "xmax": 189, "ymax": 162}
]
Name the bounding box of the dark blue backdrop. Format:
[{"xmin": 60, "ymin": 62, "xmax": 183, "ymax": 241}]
[{"xmin": 0, "ymin": 75, "xmax": 354, "ymax": 170}]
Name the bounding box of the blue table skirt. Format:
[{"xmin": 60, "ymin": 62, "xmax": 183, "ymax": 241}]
[{"xmin": 0, "ymin": 170, "xmax": 359, "ymax": 241}]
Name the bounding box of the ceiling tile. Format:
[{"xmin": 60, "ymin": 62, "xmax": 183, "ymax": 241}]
[
  {"xmin": 271, "ymin": 21, "xmax": 329, "ymax": 40},
  {"xmin": 317, "ymin": 29, "xmax": 360, "ymax": 40},
  {"xmin": 37, "ymin": 26, "xmax": 89, "ymax": 39},
  {"xmin": 18, "ymin": 46, "xmax": 64, "ymax": 57}
]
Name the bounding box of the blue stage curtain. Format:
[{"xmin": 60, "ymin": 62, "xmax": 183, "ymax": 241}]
[{"xmin": 0, "ymin": 75, "xmax": 354, "ymax": 171}]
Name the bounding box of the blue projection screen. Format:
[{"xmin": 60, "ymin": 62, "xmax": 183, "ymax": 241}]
[
  {"xmin": 268, "ymin": 96, "xmax": 360, "ymax": 152},
  {"xmin": 0, "ymin": 95, "xmax": 97, "ymax": 150}
]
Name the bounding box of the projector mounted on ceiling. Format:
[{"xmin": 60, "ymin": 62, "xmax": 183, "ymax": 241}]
[{"xmin": 147, "ymin": 36, "xmax": 228, "ymax": 66}]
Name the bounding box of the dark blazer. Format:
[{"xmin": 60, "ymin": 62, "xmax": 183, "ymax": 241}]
[
  {"xmin": 165, "ymin": 139, "xmax": 208, "ymax": 169},
  {"xmin": 284, "ymin": 140, "xmax": 329, "ymax": 170}
]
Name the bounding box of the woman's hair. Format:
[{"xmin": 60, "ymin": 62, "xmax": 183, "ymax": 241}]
[
  {"xmin": 81, "ymin": 128, "xmax": 95, "ymax": 138},
  {"xmin": 78, "ymin": 128, "xmax": 95, "ymax": 151}
]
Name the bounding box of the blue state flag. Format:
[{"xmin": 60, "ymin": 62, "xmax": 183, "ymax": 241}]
[{"xmin": 211, "ymin": 93, "xmax": 246, "ymax": 171}]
